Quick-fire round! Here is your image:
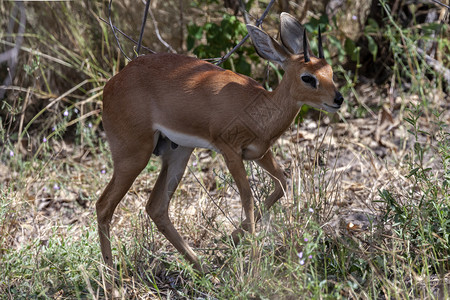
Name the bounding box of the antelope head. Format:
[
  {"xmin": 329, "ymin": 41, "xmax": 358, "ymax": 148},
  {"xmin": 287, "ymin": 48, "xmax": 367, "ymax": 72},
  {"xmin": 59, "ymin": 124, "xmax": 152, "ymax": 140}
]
[{"xmin": 247, "ymin": 12, "xmax": 343, "ymax": 113}]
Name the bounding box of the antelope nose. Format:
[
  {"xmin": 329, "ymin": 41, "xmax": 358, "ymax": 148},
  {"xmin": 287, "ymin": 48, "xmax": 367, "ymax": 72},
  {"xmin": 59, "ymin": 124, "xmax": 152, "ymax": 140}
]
[{"xmin": 334, "ymin": 91, "xmax": 344, "ymax": 106}]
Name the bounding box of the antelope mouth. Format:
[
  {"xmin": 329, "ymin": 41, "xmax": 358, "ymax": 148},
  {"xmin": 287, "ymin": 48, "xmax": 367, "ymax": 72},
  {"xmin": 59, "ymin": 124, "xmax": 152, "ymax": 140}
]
[{"xmin": 323, "ymin": 103, "xmax": 341, "ymax": 113}]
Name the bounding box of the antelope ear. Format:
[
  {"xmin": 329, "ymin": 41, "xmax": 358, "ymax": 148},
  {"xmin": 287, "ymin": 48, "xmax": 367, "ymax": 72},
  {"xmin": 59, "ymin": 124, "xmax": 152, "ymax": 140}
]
[
  {"xmin": 280, "ymin": 12, "xmax": 307, "ymax": 55},
  {"xmin": 247, "ymin": 24, "xmax": 289, "ymax": 69}
]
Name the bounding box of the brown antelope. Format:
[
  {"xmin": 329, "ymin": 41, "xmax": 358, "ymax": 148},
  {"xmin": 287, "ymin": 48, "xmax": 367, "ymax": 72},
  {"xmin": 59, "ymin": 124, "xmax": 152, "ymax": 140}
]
[{"xmin": 97, "ymin": 12, "xmax": 343, "ymax": 273}]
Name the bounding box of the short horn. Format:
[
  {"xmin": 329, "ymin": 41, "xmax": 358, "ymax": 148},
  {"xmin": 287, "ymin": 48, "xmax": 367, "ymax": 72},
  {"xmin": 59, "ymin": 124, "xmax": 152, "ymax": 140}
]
[
  {"xmin": 318, "ymin": 26, "xmax": 324, "ymax": 59},
  {"xmin": 303, "ymin": 28, "xmax": 310, "ymax": 62}
]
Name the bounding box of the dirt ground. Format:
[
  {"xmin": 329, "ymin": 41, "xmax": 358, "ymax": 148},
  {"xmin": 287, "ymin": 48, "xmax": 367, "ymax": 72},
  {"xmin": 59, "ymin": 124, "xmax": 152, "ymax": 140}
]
[{"xmin": 3, "ymin": 84, "xmax": 447, "ymax": 251}]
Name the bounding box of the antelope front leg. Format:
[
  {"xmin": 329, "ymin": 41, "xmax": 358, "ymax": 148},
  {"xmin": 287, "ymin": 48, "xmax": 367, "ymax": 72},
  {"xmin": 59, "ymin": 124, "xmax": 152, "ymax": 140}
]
[
  {"xmin": 232, "ymin": 150, "xmax": 287, "ymax": 244},
  {"xmin": 223, "ymin": 152, "xmax": 255, "ymax": 239}
]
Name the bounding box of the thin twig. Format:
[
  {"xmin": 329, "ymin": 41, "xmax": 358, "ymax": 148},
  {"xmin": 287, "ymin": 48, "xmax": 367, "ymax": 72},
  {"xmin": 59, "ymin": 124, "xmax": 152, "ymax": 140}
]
[
  {"xmin": 214, "ymin": 0, "xmax": 276, "ymax": 65},
  {"xmin": 105, "ymin": 0, "xmax": 275, "ymax": 63},
  {"xmin": 108, "ymin": 0, "xmax": 131, "ymax": 61},
  {"xmin": 430, "ymin": 0, "xmax": 450, "ymax": 10},
  {"xmin": 99, "ymin": 17, "xmax": 155, "ymax": 54},
  {"xmin": 188, "ymin": 166, "xmax": 238, "ymax": 229},
  {"xmin": 239, "ymin": 0, "xmax": 251, "ymax": 25},
  {"xmin": 145, "ymin": 1, "xmax": 176, "ymax": 53},
  {"xmin": 136, "ymin": 0, "xmax": 151, "ymax": 56}
]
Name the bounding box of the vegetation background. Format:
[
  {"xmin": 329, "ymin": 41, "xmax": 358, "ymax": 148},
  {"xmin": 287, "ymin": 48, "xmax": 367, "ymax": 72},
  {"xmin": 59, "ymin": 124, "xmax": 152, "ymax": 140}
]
[{"xmin": 0, "ymin": 0, "xmax": 449, "ymax": 298}]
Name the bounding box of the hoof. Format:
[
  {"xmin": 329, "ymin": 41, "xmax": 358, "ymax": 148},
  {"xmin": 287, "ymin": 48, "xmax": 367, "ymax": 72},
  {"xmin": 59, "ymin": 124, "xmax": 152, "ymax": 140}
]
[
  {"xmin": 103, "ymin": 283, "xmax": 121, "ymax": 299},
  {"xmin": 193, "ymin": 260, "xmax": 211, "ymax": 274},
  {"xmin": 231, "ymin": 228, "xmax": 246, "ymax": 245}
]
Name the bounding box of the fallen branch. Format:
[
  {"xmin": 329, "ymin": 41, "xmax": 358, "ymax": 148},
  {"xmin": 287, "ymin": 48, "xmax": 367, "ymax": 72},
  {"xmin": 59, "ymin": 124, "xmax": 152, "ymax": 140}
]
[{"xmin": 415, "ymin": 45, "xmax": 450, "ymax": 84}]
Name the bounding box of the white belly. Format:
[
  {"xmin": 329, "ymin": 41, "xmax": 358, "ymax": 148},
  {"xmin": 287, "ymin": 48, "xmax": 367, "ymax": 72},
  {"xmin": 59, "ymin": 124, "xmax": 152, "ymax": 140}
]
[{"xmin": 154, "ymin": 124, "xmax": 219, "ymax": 152}]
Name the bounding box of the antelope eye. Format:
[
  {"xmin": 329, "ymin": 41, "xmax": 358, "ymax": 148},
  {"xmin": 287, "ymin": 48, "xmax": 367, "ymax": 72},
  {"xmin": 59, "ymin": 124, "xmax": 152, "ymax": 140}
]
[{"xmin": 301, "ymin": 74, "xmax": 317, "ymax": 88}]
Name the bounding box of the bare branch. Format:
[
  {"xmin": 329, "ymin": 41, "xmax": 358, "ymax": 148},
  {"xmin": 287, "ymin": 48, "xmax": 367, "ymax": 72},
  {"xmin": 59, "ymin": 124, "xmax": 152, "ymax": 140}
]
[
  {"xmin": 108, "ymin": 0, "xmax": 132, "ymax": 61},
  {"xmin": 0, "ymin": 1, "xmax": 26, "ymax": 100},
  {"xmin": 430, "ymin": 0, "xmax": 450, "ymax": 10},
  {"xmin": 214, "ymin": 0, "xmax": 276, "ymax": 65},
  {"xmin": 415, "ymin": 46, "xmax": 450, "ymax": 84},
  {"xmin": 99, "ymin": 17, "xmax": 155, "ymax": 54},
  {"xmin": 239, "ymin": 0, "xmax": 251, "ymax": 25},
  {"xmin": 144, "ymin": 0, "xmax": 176, "ymax": 53},
  {"xmin": 136, "ymin": 0, "xmax": 151, "ymax": 56}
]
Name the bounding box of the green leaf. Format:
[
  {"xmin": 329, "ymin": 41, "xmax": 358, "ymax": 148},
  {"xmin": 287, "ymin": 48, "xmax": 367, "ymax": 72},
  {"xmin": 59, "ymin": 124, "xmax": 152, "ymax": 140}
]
[
  {"xmin": 407, "ymin": 167, "xmax": 420, "ymax": 178},
  {"xmin": 328, "ymin": 36, "xmax": 345, "ymax": 62},
  {"xmin": 344, "ymin": 38, "xmax": 358, "ymax": 61},
  {"xmin": 366, "ymin": 35, "xmax": 378, "ymax": 61},
  {"xmin": 235, "ymin": 56, "xmax": 251, "ymax": 76},
  {"xmin": 365, "ymin": 18, "xmax": 379, "ymax": 33},
  {"xmin": 187, "ymin": 36, "xmax": 195, "ymax": 51},
  {"xmin": 187, "ymin": 23, "xmax": 203, "ymax": 39},
  {"xmin": 420, "ymin": 22, "xmax": 441, "ymax": 32}
]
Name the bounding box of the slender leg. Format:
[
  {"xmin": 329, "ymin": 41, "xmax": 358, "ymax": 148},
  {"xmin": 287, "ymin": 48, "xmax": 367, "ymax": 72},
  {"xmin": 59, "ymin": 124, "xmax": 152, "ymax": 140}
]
[
  {"xmin": 145, "ymin": 145, "xmax": 202, "ymax": 270},
  {"xmin": 222, "ymin": 151, "xmax": 256, "ymax": 238},
  {"xmin": 96, "ymin": 144, "xmax": 153, "ymax": 272},
  {"xmin": 232, "ymin": 150, "xmax": 286, "ymax": 244}
]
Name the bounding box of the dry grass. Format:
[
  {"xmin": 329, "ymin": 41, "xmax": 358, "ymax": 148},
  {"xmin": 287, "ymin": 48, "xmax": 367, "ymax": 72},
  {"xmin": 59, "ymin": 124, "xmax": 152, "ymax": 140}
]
[
  {"xmin": 2, "ymin": 86, "xmax": 448, "ymax": 298},
  {"xmin": 1, "ymin": 0, "xmax": 449, "ymax": 298}
]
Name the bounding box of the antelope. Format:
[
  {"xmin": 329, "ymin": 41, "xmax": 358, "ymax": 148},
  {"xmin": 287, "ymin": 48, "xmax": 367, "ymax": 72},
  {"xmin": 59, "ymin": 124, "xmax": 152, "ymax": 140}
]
[{"xmin": 97, "ymin": 12, "xmax": 343, "ymax": 273}]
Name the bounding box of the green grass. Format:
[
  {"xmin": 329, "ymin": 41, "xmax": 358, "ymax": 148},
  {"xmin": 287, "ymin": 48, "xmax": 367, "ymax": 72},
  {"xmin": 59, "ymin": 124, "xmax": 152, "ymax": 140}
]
[{"xmin": 1, "ymin": 225, "xmax": 101, "ymax": 298}]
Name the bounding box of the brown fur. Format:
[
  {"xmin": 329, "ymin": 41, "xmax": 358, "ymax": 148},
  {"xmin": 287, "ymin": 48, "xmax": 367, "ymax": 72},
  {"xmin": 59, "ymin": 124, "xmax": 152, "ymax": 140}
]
[{"xmin": 97, "ymin": 15, "xmax": 342, "ymax": 289}]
